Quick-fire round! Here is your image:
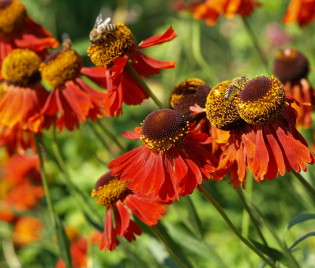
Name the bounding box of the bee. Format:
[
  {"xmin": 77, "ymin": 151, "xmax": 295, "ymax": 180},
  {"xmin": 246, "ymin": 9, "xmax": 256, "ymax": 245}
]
[
  {"xmin": 224, "ymin": 76, "xmax": 248, "ymax": 101},
  {"xmin": 89, "ymin": 14, "xmax": 117, "ymax": 44}
]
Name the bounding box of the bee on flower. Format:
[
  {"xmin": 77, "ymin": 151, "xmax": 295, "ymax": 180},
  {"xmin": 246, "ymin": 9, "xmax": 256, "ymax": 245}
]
[{"xmin": 84, "ymin": 15, "xmax": 177, "ymax": 117}]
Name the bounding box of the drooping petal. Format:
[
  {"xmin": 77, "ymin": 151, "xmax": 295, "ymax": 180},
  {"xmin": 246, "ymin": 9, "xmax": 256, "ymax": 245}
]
[
  {"xmin": 99, "ymin": 208, "xmax": 119, "ymax": 251},
  {"xmin": 136, "ymin": 27, "xmax": 177, "ymax": 49},
  {"xmin": 124, "ymin": 195, "xmax": 166, "ymax": 226},
  {"xmin": 114, "ymin": 201, "xmax": 131, "ymax": 237}
]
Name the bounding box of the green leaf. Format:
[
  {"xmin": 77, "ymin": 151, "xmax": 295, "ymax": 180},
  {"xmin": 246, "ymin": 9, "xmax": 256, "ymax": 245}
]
[
  {"xmin": 165, "ymin": 223, "xmax": 229, "ymax": 268},
  {"xmin": 287, "ymin": 213, "xmax": 315, "ymax": 230},
  {"xmin": 250, "ymin": 239, "xmax": 289, "ymax": 267},
  {"xmin": 152, "ymin": 222, "xmax": 193, "ymax": 268},
  {"xmin": 53, "ymin": 212, "xmax": 72, "ymax": 268},
  {"xmin": 289, "ymin": 232, "xmax": 315, "ymax": 251},
  {"xmin": 184, "ymin": 196, "xmax": 203, "ymax": 239}
]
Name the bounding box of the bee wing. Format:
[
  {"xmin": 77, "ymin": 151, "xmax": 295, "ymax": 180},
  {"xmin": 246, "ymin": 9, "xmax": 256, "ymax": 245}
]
[
  {"xmin": 94, "ymin": 13, "xmax": 103, "ymax": 28},
  {"xmin": 99, "ymin": 17, "xmax": 111, "ymax": 28}
]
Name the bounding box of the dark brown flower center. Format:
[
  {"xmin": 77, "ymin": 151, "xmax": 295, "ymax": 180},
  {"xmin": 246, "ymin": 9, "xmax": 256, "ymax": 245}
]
[
  {"xmin": 236, "ymin": 75, "xmax": 286, "ymax": 124},
  {"xmin": 273, "ymin": 48, "xmax": 309, "ymax": 83},
  {"xmin": 141, "ymin": 109, "xmax": 189, "ymax": 152}
]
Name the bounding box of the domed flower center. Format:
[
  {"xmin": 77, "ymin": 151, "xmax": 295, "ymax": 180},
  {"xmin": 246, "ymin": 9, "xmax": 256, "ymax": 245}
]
[
  {"xmin": 0, "ymin": 0, "xmax": 27, "ymax": 36},
  {"xmin": 91, "ymin": 172, "xmax": 129, "ymax": 208},
  {"xmin": 169, "ymin": 78, "xmax": 210, "ymax": 120},
  {"xmin": 1, "ymin": 48, "xmax": 41, "ymax": 86},
  {"xmin": 39, "ymin": 48, "xmax": 82, "ymax": 88},
  {"xmin": 141, "ymin": 109, "xmax": 189, "ymax": 152},
  {"xmin": 87, "ymin": 23, "xmax": 134, "ymax": 67},
  {"xmin": 205, "ymin": 80, "xmax": 245, "ymax": 130},
  {"xmin": 273, "ymin": 48, "xmax": 309, "ymax": 83},
  {"xmin": 236, "ymin": 75, "xmax": 285, "ymax": 124}
]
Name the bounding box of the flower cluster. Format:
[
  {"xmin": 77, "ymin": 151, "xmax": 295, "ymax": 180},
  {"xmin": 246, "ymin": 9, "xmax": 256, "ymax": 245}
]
[{"xmin": 1, "ymin": 0, "xmax": 315, "ymax": 266}]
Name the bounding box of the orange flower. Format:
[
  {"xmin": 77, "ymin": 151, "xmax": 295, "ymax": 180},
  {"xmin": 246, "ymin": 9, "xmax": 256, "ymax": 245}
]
[
  {"xmin": 204, "ymin": 75, "xmax": 314, "ymax": 187},
  {"xmin": 176, "ymin": 0, "xmax": 261, "ymax": 26},
  {"xmin": 0, "ymin": 49, "xmax": 53, "ymax": 133},
  {"xmin": 0, "ymin": 125, "xmax": 35, "ymax": 155},
  {"xmin": 13, "ymin": 216, "xmax": 43, "ymax": 247},
  {"xmin": 108, "ymin": 109, "xmax": 217, "ymax": 201},
  {"xmin": 283, "ymin": 0, "xmax": 315, "ymax": 27},
  {"xmin": 39, "ymin": 40, "xmax": 105, "ymax": 132},
  {"xmin": 55, "ymin": 227, "xmax": 88, "ymax": 268},
  {"xmin": 0, "ymin": 0, "xmax": 59, "ymax": 72},
  {"xmin": 273, "ymin": 47, "xmax": 315, "ymax": 129},
  {"xmin": 91, "ymin": 171, "xmax": 166, "ymax": 251},
  {"xmin": 86, "ymin": 16, "xmax": 176, "ymax": 116},
  {"xmin": 0, "ymin": 154, "xmax": 43, "ymax": 222}
]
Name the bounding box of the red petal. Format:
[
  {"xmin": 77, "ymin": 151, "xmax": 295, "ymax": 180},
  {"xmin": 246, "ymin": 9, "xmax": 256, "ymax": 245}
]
[
  {"xmin": 99, "ymin": 208, "xmax": 119, "ymax": 251},
  {"xmin": 125, "ymin": 195, "xmax": 165, "ymax": 226},
  {"xmin": 252, "ymin": 125, "xmax": 269, "ymax": 182},
  {"xmin": 137, "ymin": 27, "xmax": 177, "ymax": 49},
  {"xmin": 114, "ymin": 201, "xmax": 131, "ymax": 237}
]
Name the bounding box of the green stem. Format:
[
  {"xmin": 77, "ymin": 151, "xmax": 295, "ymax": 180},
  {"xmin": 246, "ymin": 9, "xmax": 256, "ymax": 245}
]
[
  {"xmin": 96, "ymin": 119, "xmax": 125, "ymax": 153},
  {"xmin": 192, "ymin": 21, "xmax": 217, "ymax": 82},
  {"xmin": 200, "ymin": 186, "xmax": 276, "ymax": 268},
  {"xmin": 34, "ymin": 134, "xmax": 56, "ymax": 225},
  {"xmin": 244, "ymin": 194, "xmax": 301, "ymax": 268},
  {"xmin": 50, "ymin": 127, "xmax": 104, "ymax": 225},
  {"xmin": 242, "ymin": 17, "xmax": 269, "ymax": 74},
  {"xmin": 86, "ymin": 120, "xmax": 110, "ymax": 151},
  {"xmin": 126, "ymin": 63, "xmax": 164, "ymax": 109},
  {"xmin": 151, "ymin": 226, "xmax": 191, "ymax": 268},
  {"xmin": 292, "ymin": 171, "xmax": 315, "ymax": 199}
]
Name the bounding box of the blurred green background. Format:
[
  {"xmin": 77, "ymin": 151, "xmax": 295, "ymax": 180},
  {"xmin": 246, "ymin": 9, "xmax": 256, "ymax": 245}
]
[{"xmin": 1, "ymin": 0, "xmax": 315, "ymax": 267}]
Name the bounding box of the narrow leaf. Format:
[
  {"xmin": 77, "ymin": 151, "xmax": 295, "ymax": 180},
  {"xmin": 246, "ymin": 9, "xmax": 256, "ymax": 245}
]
[
  {"xmin": 53, "ymin": 212, "xmax": 72, "ymax": 268},
  {"xmin": 184, "ymin": 196, "xmax": 203, "ymax": 239},
  {"xmin": 289, "ymin": 232, "xmax": 315, "ymax": 251},
  {"xmin": 287, "ymin": 213, "xmax": 315, "ymax": 230},
  {"xmin": 250, "ymin": 239, "xmax": 289, "ymax": 267}
]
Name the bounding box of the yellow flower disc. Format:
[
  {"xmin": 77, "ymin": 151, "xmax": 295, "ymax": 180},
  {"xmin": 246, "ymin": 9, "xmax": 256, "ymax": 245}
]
[
  {"xmin": 87, "ymin": 23, "xmax": 134, "ymax": 67},
  {"xmin": 1, "ymin": 48, "xmax": 41, "ymax": 86},
  {"xmin": 205, "ymin": 80, "xmax": 244, "ymax": 130},
  {"xmin": 236, "ymin": 75, "xmax": 286, "ymax": 124},
  {"xmin": 0, "ymin": 0, "xmax": 27, "ymax": 36},
  {"xmin": 39, "ymin": 48, "xmax": 82, "ymax": 88},
  {"xmin": 91, "ymin": 172, "xmax": 129, "ymax": 208}
]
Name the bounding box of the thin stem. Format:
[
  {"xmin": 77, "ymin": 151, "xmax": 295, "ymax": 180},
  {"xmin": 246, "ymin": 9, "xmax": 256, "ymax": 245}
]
[
  {"xmin": 151, "ymin": 226, "xmax": 192, "ymax": 268},
  {"xmin": 34, "ymin": 134, "xmax": 56, "ymax": 225},
  {"xmin": 192, "ymin": 21, "xmax": 217, "ymax": 82},
  {"xmin": 126, "ymin": 63, "xmax": 164, "ymax": 109},
  {"xmin": 96, "ymin": 119, "xmax": 125, "ymax": 153},
  {"xmin": 50, "ymin": 127, "xmax": 104, "ymax": 225},
  {"xmin": 236, "ymin": 187, "xmax": 268, "ymax": 247},
  {"xmin": 200, "ymin": 186, "xmax": 276, "ymax": 268},
  {"xmin": 86, "ymin": 120, "xmax": 110, "ymax": 151},
  {"xmin": 242, "ymin": 17, "xmax": 269, "ymax": 74},
  {"xmin": 243, "ymin": 194, "xmax": 301, "ymax": 268},
  {"xmin": 292, "ymin": 171, "xmax": 315, "ymax": 199}
]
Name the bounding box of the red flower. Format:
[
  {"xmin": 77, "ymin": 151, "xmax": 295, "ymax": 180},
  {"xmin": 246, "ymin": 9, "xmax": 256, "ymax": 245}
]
[
  {"xmin": 56, "ymin": 227, "xmax": 88, "ymax": 268},
  {"xmin": 0, "ymin": 125, "xmax": 36, "ymax": 155},
  {"xmin": 39, "ymin": 42, "xmax": 106, "ymax": 132},
  {"xmin": 0, "ymin": 0, "xmax": 59, "ymax": 73},
  {"xmin": 175, "ymin": 0, "xmax": 261, "ymax": 26},
  {"xmin": 0, "ymin": 49, "xmax": 53, "ymax": 133},
  {"xmin": 108, "ymin": 109, "xmax": 216, "ymax": 201},
  {"xmin": 283, "ymin": 0, "xmax": 315, "ymax": 27},
  {"xmin": 86, "ymin": 21, "xmax": 176, "ymax": 117},
  {"xmin": 273, "ymin": 47, "xmax": 315, "ymax": 129},
  {"xmin": 204, "ymin": 75, "xmax": 314, "ymax": 188},
  {"xmin": 91, "ymin": 171, "xmax": 166, "ymax": 251}
]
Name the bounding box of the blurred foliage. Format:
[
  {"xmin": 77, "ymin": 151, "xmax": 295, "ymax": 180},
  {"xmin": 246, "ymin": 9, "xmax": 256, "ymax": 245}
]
[{"xmin": 1, "ymin": 0, "xmax": 315, "ymax": 267}]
